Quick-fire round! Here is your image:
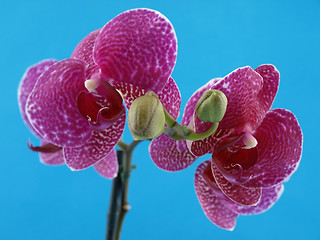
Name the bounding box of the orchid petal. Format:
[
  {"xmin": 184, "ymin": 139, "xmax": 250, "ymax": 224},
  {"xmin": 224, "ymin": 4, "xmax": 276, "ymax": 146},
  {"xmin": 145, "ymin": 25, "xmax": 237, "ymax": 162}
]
[
  {"xmin": 243, "ymin": 109, "xmax": 303, "ymax": 188},
  {"xmin": 26, "ymin": 59, "xmax": 91, "ymax": 148},
  {"xmin": 226, "ymin": 183, "xmax": 284, "ymax": 215},
  {"xmin": 64, "ymin": 112, "xmax": 125, "ymax": 170},
  {"xmin": 157, "ymin": 77, "xmax": 181, "ymax": 119},
  {"xmin": 38, "ymin": 140, "xmax": 64, "ymax": 165},
  {"xmin": 195, "ymin": 161, "xmax": 238, "ymax": 230},
  {"xmin": 40, "ymin": 150, "xmax": 65, "ymax": 166},
  {"xmin": 115, "ymin": 77, "xmax": 180, "ymax": 119},
  {"xmin": 188, "ymin": 67, "xmax": 264, "ymax": 156},
  {"xmin": 249, "ymin": 64, "xmax": 279, "ymax": 130},
  {"xmin": 40, "ymin": 151, "xmax": 65, "ymax": 166},
  {"xmin": 149, "ymin": 134, "xmax": 197, "ymax": 171},
  {"xmin": 94, "ymin": 149, "xmax": 118, "ymax": 179},
  {"xmin": 196, "ymin": 66, "xmax": 263, "ymax": 131},
  {"xmin": 94, "ymin": 9, "xmax": 177, "ymax": 92},
  {"xmin": 71, "ymin": 29, "xmax": 100, "ymax": 79},
  {"xmin": 18, "ymin": 59, "xmax": 58, "ymax": 138},
  {"xmin": 211, "ymin": 161, "xmax": 262, "ymax": 206}
]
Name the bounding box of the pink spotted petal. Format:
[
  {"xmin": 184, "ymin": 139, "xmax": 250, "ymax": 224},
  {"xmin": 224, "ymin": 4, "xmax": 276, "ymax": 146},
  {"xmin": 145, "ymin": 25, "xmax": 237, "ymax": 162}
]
[
  {"xmin": 157, "ymin": 77, "xmax": 181, "ymax": 119},
  {"xmin": 71, "ymin": 29, "xmax": 100, "ymax": 79},
  {"xmin": 26, "ymin": 59, "xmax": 91, "ymax": 148},
  {"xmin": 18, "ymin": 59, "xmax": 58, "ymax": 138},
  {"xmin": 243, "ymin": 109, "xmax": 303, "ymax": 188},
  {"xmin": 36, "ymin": 140, "xmax": 64, "ymax": 165},
  {"xmin": 94, "ymin": 9, "xmax": 177, "ymax": 92},
  {"xmin": 40, "ymin": 150, "xmax": 65, "ymax": 165},
  {"xmin": 149, "ymin": 134, "xmax": 197, "ymax": 171},
  {"xmin": 64, "ymin": 113, "xmax": 125, "ymax": 170},
  {"xmin": 94, "ymin": 149, "xmax": 118, "ymax": 179},
  {"xmin": 196, "ymin": 66, "xmax": 263, "ymax": 131},
  {"xmin": 195, "ymin": 161, "xmax": 238, "ymax": 230},
  {"xmin": 115, "ymin": 77, "xmax": 181, "ymax": 119},
  {"xmin": 226, "ymin": 183, "xmax": 284, "ymax": 215},
  {"xmin": 249, "ymin": 64, "xmax": 280, "ymax": 130},
  {"xmin": 211, "ymin": 161, "xmax": 262, "ymax": 206},
  {"xmin": 113, "ymin": 82, "xmax": 145, "ymax": 110},
  {"xmin": 189, "ymin": 67, "xmax": 264, "ymax": 157}
]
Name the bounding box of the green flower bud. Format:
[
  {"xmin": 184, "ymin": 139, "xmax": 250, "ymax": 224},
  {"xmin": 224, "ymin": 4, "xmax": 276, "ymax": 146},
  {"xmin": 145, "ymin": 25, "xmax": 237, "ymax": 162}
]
[
  {"xmin": 195, "ymin": 89, "xmax": 228, "ymax": 123},
  {"xmin": 127, "ymin": 92, "xmax": 165, "ymax": 140}
]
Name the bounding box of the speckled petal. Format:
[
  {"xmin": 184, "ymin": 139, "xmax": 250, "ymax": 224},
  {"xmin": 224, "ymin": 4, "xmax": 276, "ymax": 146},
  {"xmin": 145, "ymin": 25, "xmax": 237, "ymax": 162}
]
[
  {"xmin": 115, "ymin": 77, "xmax": 180, "ymax": 119},
  {"xmin": 249, "ymin": 64, "xmax": 279, "ymax": 129},
  {"xmin": 64, "ymin": 112, "xmax": 125, "ymax": 170},
  {"xmin": 38, "ymin": 140, "xmax": 64, "ymax": 165},
  {"xmin": 149, "ymin": 134, "xmax": 197, "ymax": 171},
  {"xmin": 226, "ymin": 183, "xmax": 284, "ymax": 215},
  {"xmin": 71, "ymin": 29, "xmax": 100, "ymax": 79},
  {"xmin": 26, "ymin": 59, "xmax": 91, "ymax": 148},
  {"xmin": 211, "ymin": 161, "xmax": 262, "ymax": 206},
  {"xmin": 157, "ymin": 77, "xmax": 181, "ymax": 119},
  {"xmin": 243, "ymin": 109, "xmax": 303, "ymax": 188},
  {"xmin": 195, "ymin": 161, "xmax": 238, "ymax": 230},
  {"xmin": 26, "ymin": 59, "xmax": 91, "ymax": 147},
  {"xmin": 18, "ymin": 59, "xmax": 58, "ymax": 137},
  {"xmin": 94, "ymin": 9, "xmax": 177, "ymax": 92},
  {"xmin": 94, "ymin": 149, "xmax": 118, "ymax": 179},
  {"xmin": 188, "ymin": 67, "xmax": 264, "ymax": 156}
]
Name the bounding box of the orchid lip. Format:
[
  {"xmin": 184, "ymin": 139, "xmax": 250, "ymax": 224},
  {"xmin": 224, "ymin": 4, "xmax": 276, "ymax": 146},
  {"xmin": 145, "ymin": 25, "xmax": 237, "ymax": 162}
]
[
  {"xmin": 77, "ymin": 78, "xmax": 125, "ymax": 131},
  {"xmin": 203, "ymin": 163, "xmax": 229, "ymax": 199},
  {"xmin": 213, "ymin": 160, "xmax": 254, "ymax": 185},
  {"xmin": 89, "ymin": 105, "xmax": 125, "ymax": 131},
  {"xmin": 212, "ymin": 131, "xmax": 258, "ymax": 185}
]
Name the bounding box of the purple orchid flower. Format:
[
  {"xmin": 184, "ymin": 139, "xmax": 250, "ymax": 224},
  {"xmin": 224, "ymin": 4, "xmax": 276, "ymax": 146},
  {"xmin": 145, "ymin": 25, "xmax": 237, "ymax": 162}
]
[
  {"xmin": 149, "ymin": 65, "xmax": 303, "ymax": 229},
  {"xmin": 18, "ymin": 9, "xmax": 181, "ymax": 178}
]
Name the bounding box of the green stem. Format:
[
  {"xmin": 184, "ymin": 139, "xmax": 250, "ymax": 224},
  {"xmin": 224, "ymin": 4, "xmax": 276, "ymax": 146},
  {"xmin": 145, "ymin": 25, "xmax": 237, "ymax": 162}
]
[
  {"xmin": 163, "ymin": 104, "xmax": 219, "ymax": 141},
  {"xmin": 106, "ymin": 151, "xmax": 124, "ymax": 240},
  {"xmin": 117, "ymin": 139, "xmax": 129, "ymax": 151},
  {"xmin": 106, "ymin": 140, "xmax": 142, "ymax": 240},
  {"xmin": 184, "ymin": 122, "xmax": 219, "ymax": 141}
]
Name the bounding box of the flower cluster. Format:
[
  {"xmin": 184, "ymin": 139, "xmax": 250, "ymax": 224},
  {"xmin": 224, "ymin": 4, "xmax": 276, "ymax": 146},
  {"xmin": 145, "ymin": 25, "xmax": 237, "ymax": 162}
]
[
  {"xmin": 149, "ymin": 65, "xmax": 303, "ymax": 230},
  {"xmin": 18, "ymin": 7, "xmax": 303, "ymax": 231},
  {"xmin": 18, "ymin": 9, "xmax": 181, "ymax": 178}
]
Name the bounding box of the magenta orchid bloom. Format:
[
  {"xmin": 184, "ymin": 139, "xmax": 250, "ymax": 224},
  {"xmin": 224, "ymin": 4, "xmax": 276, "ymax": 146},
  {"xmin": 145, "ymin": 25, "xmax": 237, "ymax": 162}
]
[
  {"xmin": 149, "ymin": 65, "xmax": 302, "ymax": 229},
  {"xmin": 18, "ymin": 9, "xmax": 181, "ymax": 178}
]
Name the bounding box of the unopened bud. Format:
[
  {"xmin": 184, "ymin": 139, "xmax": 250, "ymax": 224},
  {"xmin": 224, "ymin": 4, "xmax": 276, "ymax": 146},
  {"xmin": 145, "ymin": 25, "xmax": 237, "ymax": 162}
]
[
  {"xmin": 127, "ymin": 92, "xmax": 165, "ymax": 140},
  {"xmin": 195, "ymin": 90, "xmax": 227, "ymax": 123}
]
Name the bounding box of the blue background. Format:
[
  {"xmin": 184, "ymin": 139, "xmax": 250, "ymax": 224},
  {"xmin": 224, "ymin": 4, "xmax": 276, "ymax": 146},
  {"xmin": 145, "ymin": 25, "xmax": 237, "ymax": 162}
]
[{"xmin": 1, "ymin": 0, "xmax": 319, "ymax": 239}]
